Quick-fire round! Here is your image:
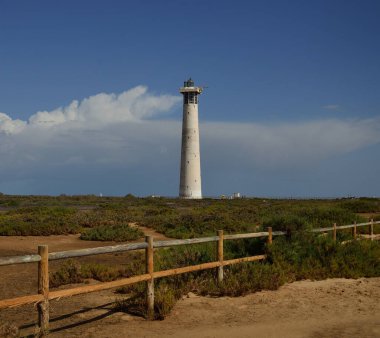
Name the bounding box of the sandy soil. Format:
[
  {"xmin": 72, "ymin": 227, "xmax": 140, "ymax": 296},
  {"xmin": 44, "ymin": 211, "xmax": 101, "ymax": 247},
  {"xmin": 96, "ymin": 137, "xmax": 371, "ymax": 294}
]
[
  {"xmin": 0, "ymin": 278, "xmax": 379, "ymax": 338},
  {"xmin": 1, "ymin": 231, "xmax": 380, "ymax": 337},
  {"xmin": 0, "ymin": 223, "xmax": 169, "ymax": 257},
  {"xmin": 0, "ymin": 225, "xmax": 169, "ymax": 300}
]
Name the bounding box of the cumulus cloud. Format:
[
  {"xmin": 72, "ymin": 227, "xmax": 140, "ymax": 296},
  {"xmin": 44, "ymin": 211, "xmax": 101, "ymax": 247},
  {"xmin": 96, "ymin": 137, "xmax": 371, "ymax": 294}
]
[
  {"xmin": 0, "ymin": 86, "xmax": 379, "ymax": 195},
  {"xmin": 0, "ymin": 86, "xmax": 181, "ymax": 133},
  {"xmin": 0, "ymin": 112, "xmax": 27, "ymax": 134}
]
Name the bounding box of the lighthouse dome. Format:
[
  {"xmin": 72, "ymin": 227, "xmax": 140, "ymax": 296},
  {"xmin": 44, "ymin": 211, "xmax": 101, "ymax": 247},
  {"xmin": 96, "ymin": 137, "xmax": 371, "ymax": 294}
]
[{"xmin": 184, "ymin": 78, "xmax": 194, "ymax": 87}]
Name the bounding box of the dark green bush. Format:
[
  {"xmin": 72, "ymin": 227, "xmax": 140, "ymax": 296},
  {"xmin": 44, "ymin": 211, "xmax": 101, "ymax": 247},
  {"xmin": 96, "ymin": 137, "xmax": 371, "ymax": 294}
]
[
  {"xmin": 50, "ymin": 260, "xmax": 83, "ymax": 287},
  {"xmin": 0, "ymin": 195, "xmax": 373, "ymax": 239},
  {"xmin": 263, "ymin": 214, "xmax": 308, "ymax": 233},
  {"xmin": 80, "ymin": 224, "xmax": 143, "ymax": 241},
  {"xmin": 50, "ymin": 259, "xmax": 135, "ymax": 288},
  {"xmin": 339, "ymin": 198, "xmax": 380, "ymax": 213},
  {"xmin": 116, "ymin": 233, "xmax": 380, "ymax": 320},
  {"xmin": 199, "ymin": 263, "xmax": 285, "ymax": 297},
  {"xmin": 266, "ymin": 233, "xmax": 380, "ymax": 280},
  {"xmin": 261, "ymin": 206, "xmax": 363, "ymax": 235},
  {"xmin": 0, "ymin": 207, "xmax": 80, "ymax": 235}
]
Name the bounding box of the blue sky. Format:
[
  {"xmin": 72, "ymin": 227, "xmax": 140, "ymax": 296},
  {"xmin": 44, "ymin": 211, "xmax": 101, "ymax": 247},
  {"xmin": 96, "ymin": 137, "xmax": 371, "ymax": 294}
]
[{"xmin": 0, "ymin": 0, "xmax": 379, "ymax": 197}]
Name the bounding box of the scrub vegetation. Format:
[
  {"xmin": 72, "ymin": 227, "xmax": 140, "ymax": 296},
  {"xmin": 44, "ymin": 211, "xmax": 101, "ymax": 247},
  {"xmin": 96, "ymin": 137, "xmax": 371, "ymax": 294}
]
[
  {"xmin": 0, "ymin": 194, "xmax": 379, "ymax": 240},
  {"xmin": 1, "ymin": 194, "xmax": 379, "ymax": 319},
  {"xmin": 115, "ymin": 235, "xmax": 380, "ymax": 319},
  {"xmin": 50, "ymin": 255, "xmax": 144, "ymax": 288}
]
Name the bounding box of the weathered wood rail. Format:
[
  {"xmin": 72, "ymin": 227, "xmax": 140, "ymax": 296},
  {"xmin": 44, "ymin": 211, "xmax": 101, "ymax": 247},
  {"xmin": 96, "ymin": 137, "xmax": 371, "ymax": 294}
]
[{"xmin": 0, "ymin": 219, "xmax": 378, "ymax": 335}]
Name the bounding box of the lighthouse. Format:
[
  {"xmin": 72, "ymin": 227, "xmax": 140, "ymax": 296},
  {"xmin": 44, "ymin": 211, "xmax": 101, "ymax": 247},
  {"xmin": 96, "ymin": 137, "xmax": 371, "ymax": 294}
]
[{"xmin": 179, "ymin": 78, "xmax": 203, "ymax": 199}]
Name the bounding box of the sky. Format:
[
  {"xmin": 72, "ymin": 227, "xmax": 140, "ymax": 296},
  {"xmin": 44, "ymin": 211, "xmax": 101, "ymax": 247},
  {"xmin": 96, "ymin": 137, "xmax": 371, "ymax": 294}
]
[{"xmin": 0, "ymin": 0, "xmax": 379, "ymax": 197}]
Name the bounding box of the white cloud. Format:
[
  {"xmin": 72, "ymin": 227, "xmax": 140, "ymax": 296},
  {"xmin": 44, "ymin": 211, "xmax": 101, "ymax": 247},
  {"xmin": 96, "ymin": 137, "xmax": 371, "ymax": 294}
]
[
  {"xmin": 0, "ymin": 112, "xmax": 27, "ymax": 134},
  {"xmin": 0, "ymin": 86, "xmax": 379, "ymax": 195},
  {"xmin": 202, "ymin": 118, "xmax": 380, "ymax": 168},
  {"xmin": 1, "ymin": 86, "xmax": 181, "ymax": 133}
]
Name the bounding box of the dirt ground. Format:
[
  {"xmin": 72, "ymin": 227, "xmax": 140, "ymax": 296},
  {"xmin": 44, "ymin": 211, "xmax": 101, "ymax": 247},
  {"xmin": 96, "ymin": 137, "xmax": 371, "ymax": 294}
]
[
  {"xmin": 1, "ymin": 232, "xmax": 380, "ymax": 337},
  {"xmin": 0, "ymin": 278, "xmax": 379, "ymax": 338}
]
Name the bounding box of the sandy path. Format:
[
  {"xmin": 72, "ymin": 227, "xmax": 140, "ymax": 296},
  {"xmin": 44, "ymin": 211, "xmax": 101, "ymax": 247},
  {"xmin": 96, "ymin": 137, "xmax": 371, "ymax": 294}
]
[
  {"xmin": 0, "ymin": 224, "xmax": 169, "ymax": 257},
  {"xmin": 0, "ymin": 234, "xmax": 118, "ymax": 256},
  {"xmin": 1, "ymin": 278, "xmax": 379, "ymax": 337}
]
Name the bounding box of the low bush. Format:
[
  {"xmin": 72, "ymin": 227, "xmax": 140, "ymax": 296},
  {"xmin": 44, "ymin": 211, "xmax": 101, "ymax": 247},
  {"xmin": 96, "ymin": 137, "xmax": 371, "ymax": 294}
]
[
  {"xmin": 0, "ymin": 207, "xmax": 80, "ymax": 235},
  {"xmin": 80, "ymin": 224, "xmax": 143, "ymax": 241},
  {"xmin": 50, "ymin": 260, "xmax": 134, "ymax": 287},
  {"xmin": 115, "ymin": 235, "xmax": 380, "ymax": 320},
  {"xmin": 263, "ymin": 214, "xmax": 308, "ymax": 233},
  {"xmin": 198, "ymin": 263, "xmax": 285, "ymax": 297},
  {"xmin": 115, "ymin": 279, "xmax": 184, "ymax": 320},
  {"xmin": 267, "ymin": 233, "xmax": 380, "ymax": 280},
  {"xmin": 0, "ymin": 195, "xmax": 375, "ymax": 239},
  {"xmin": 339, "ymin": 198, "xmax": 380, "ymax": 213},
  {"xmin": 261, "ymin": 206, "xmax": 364, "ymax": 237},
  {"xmin": 50, "ymin": 260, "xmax": 83, "ymax": 287}
]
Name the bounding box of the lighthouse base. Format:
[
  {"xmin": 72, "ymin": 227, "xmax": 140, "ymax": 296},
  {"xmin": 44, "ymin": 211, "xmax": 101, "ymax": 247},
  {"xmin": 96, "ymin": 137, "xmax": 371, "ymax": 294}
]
[
  {"xmin": 179, "ymin": 189, "xmax": 202, "ymax": 199},
  {"xmin": 180, "ymin": 195, "xmax": 202, "ymax": 200}
]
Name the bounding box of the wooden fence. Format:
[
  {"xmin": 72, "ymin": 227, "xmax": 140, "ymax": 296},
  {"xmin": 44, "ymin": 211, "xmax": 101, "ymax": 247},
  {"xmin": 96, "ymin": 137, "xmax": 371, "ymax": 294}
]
[{"xmin": 0, "ymin": 219, "xmax": 378, "ymax": 335}]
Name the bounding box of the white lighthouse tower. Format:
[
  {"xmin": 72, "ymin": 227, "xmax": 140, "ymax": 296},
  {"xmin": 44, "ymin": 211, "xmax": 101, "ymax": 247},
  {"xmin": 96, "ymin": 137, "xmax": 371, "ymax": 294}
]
[{"xmin": 179, "ymin": 78, "xmax": 203, "ymax": 199}]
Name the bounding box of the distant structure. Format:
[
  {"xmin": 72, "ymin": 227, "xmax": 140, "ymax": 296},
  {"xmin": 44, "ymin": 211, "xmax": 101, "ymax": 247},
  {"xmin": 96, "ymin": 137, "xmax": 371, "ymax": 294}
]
[
  {"xmin": 231, "ymin": 192, "xmax": 241, "ymax": 199},
  {"xmin": 179, "ymin": 78, "xmax": 203, "ymax": 199}
]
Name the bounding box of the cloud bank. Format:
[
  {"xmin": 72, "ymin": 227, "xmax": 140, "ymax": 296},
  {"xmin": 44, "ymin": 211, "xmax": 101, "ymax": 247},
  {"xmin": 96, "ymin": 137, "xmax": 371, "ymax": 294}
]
[
  {"xmin": 0, "ymin": 86, "xmax": 180, "ymax": 134},
  {"xmin": 202, "ymin": 118, "xmax": 380, "ymax": 168},
  {"xmin": 1, "ymin": 86, "xmax": 379, "ymax": 196}
]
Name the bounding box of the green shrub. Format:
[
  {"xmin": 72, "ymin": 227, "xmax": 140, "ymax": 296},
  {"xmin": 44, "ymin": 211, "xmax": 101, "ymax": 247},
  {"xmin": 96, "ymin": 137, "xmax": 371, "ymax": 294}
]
[
  {"xmin": 261, "ymin": 206, "xmax": 363, "ymax": 235},
  {"xmin": 339, "ymin": 198, "xmax": 380, "ymax": 213},
  {"xmin": 80, "ymin": 224, "xmax": 143, "ymax": 241},
  {"xmin": 50, "ymin": 259, "xmax": 134, "ymax": 287},
  {"xmin": 50, "ymin": 260, "xmax": 83, "ymax": 287},
  {"xmin": 266, "ymin": 233, "xmax": 380, "ymax": 280},
  {"xmin": 199, "ymin": 263, "xmax": 285, "ymax": 297},
  {"xmin": 224, "ymin": 238, "xmax": 265, "ymax": 259},
  {"xmin": 80, "ymin": 263, "xmax": 126, "ymax": 281},
  {"xmin": 263, "ymin": 215, "xmax": 308, "ymax": 233},
  {"xmin": 0, "ymin": 207, "xmax": 80, "ymax": 235},
  {"xmin": 115, "ymin": 232, "xmax": 380, "ymax": 320},
  {"xmin": 0, "ymin": 195, "xmax": 374, "ymax": 239},
  {"xmin": 155, "ymin": 243, "xmax": 216, "ymax": 271}
]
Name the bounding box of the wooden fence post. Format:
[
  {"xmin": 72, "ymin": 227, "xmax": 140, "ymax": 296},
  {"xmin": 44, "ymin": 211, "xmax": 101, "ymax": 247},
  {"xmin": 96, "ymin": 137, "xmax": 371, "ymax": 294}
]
[
  {"xmin": 370, "ymin": 219, "xmax": 374, "ymax": 241},
  {"xmin": 145, "ymin": 236, "xmax": 154, "ymax": 320},
  {"xmin": 217, "ymin": 230, "xmax": 224, "ymax": 283},
  {"xmin": 352, "ymin": 221, "xmax": 357, "ymax": 240},
  {"xmin": 38, "ymin": 245, "xmax": 49, "ymax": 336},
  {"xmin": 333, "ymin": 223, "xmax": 337, "ymax": 242},
  {"xmin": 267, "ymin": 227, "xmax": 273, "ymax": 245}
]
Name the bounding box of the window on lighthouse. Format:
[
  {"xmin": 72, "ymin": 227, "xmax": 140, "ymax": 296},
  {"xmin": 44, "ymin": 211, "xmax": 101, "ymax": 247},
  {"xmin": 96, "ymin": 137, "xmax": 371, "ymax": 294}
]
[{"xmin": 184, "ymin": 92, "xmax": 198, "ymax": 104}]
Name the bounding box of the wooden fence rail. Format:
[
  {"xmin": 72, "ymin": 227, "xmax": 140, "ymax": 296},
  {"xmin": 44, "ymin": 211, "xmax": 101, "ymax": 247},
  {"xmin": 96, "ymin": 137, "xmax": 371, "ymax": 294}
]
[{"xmin": 0, "ymin": 220, "xmax": 378, "ymax": 335}]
